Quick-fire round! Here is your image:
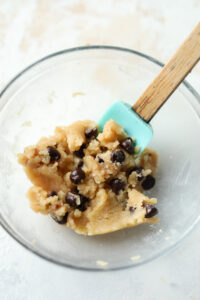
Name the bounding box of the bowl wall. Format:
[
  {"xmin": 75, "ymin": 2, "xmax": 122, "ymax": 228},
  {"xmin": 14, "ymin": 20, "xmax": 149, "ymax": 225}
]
[{"xmin": 0, "ymin": 46, "xmax": 200, "ymax": 270}]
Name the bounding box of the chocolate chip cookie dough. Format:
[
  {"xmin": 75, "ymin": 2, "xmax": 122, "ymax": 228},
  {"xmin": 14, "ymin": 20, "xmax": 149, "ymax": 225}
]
[{"xmin": 18, "ymin": 120, "xmax": 158, "ymax": 235}]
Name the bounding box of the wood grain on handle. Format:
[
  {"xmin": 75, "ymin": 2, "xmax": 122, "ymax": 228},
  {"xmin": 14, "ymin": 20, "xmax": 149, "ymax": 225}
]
[{"xmin": 133, "ymin": 23, "xmax": 200, "ymax": 123}]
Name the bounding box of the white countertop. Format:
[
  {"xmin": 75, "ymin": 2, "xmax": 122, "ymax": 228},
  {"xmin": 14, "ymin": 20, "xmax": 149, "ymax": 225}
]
[{"xmin": 0, "ymin": 1, "xmax": 199, "ymax": 299}]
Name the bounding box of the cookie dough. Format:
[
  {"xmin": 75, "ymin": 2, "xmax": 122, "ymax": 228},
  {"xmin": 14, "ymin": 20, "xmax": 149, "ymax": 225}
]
[{"xmin": 18, "ymin": 120, "xmax": 158, "ymax": 235}]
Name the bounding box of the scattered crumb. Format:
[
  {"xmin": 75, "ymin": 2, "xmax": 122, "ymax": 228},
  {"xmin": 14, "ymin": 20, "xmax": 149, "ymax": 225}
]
[
  {"xmin": 130, "ymin": 255, "xmax": 141, "ymax": 261},
  {"xmin": 159, "ymin": 229, "xmax": 163, "ymax": 233},
  {"xmin": 48, "ymin": 91, "xmax": 56, "ymax": 104},
  {"xmin": 96, "ymin": 260, "xmax": 108, "ymax": 267},
  {"xmin": 17, "ymin": 107, "xmax": 24, "ymax": 116},
  {"xmin": 72, "ymin": 92, "xmax": 85, "ymax": 97},
  {"xmin": 32, "ymin": 238, "xmax": 36, "ymax": 245},
  {"xmin": 165, "ymin": 236, "xmax": 170, "ymax": 240},
  {"xmin": 22, "ymin": 121, "xmax": 32, "ymax": 127},
  {"xmin": 160, "ymin": 276, "xmax": 167, "ymax": 283},
  {"xmin": 67, "ymin": 2, "xmax": 86, "ymax": 14}
]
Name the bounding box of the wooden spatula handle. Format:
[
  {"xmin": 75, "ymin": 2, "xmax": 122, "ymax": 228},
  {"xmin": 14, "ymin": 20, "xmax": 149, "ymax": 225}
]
[{"xmin": 133, "ymin": 23, "xmax": 200, "ymax": 123}]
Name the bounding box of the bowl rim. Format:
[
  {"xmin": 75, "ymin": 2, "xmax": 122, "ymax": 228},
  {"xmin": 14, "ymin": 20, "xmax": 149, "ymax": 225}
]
[{"xmin": 0, "ymin": 45, "xmax": 200, "ymax": 272}]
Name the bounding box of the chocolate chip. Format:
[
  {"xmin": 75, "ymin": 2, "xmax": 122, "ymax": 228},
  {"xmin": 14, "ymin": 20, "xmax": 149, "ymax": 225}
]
[
  {"xmin": 110, "ymin": 178, "xmax": 126, "ymax": 195},
  {"xmin": 77, "ymin": 194, "xmax": 89, "ymax": 212},
  {"xmin": 144, "ymin": 203, "xmax": 158, "ymax": 218},
  {"xmin": 141, "ymin": 175, "xmax": 155, "ymax": 190},
  {"xmin": 51, "ymin": 212, "xmax": 68, "ymax": 224},
  {"xmin": 65, "ymin": 192, "xmax": 81, "ymax": 207},
  {"xmin": 129, "ymin": 166, "xmax": 143, "ymax": 174},
  {"xmin": 128, "ymin": 167, "xmax": 144, "ymax": 181},
  {"xmin": 70, "ymin": 168, "xmax": 86, "ymax": 184},
  {"xmin": 100, "ymin": 146, "xmax": 107, "ymax": 151},
  {"xmin": 120, "ymin": 137, "xmax": 135, "ymax": 154},
  {"xmin": 111, "ymin": 149, "xmax": 125, "ymax": 163},
  {"xmin": 65, "ymin": 192, "xmax": 89, "ymax": 211},
  {"xmin": 129, "ymin": 206, "xmax": 136, "ymax": 213},
  {"xmin": 47, "ymin": 191, "xmax": 57, "ymax": 197},
  {"xmin": 77, "ymin": 203, "xmax": 87, "ymax": 212},
  {"xmin": 47, "ymin": 146, "xmax": 61, "ymax": 162},
  {"xmin": 74, "ymin": 144, "xmax": 86, "ymax": 158},
  {"xmin": 78, "ymin": 161, "xmax": 83, "ymax": 168},
  {"xmin": 85, "ymin": 128, "xmax": 97, "ymax": 139},
  {"xmin": 73, "ymin": 187, "xmax": 79, "ymax": 194},
  {"xmin": 97, "ymin": 156, "xmax": 104, "ymax": 164}
]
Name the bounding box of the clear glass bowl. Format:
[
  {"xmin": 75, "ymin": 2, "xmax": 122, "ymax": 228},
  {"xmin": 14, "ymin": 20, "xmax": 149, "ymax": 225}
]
[{"xmin": 0, "ymin": 46, "xmax": 200, "ymax": 271}]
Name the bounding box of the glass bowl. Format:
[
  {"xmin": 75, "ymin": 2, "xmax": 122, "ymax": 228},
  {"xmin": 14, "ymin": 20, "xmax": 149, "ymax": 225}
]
[{"xmin": 0, "ymin": 46, "xmax": 200, "ymax": 271}]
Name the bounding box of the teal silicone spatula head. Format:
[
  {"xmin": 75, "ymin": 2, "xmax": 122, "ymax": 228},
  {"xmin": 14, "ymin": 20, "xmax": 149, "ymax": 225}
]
[
  {"xmin": 99, "ymin": 101, "xmax": 153, "ymax": 152},
  {"xmin": 99, "ymin": 23, "xmax": 200, "ymax": 151}
]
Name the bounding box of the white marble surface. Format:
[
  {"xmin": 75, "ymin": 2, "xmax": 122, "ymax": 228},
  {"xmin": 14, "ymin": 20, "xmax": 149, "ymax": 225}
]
[{"xmin": 0, "ymin": 1, "xmax": 200, "ymax": 299}]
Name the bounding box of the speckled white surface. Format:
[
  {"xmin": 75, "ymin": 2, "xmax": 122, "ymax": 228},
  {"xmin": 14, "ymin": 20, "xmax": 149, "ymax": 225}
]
[{"xmin": 0, "ymin": 1, "xmax": 200, "ymax": 299}]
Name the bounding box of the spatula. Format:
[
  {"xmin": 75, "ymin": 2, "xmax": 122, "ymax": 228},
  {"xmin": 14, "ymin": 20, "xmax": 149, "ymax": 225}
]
[{"xmin": 99, "ymin": 23, "xmax": 200, "ymax": 151}]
